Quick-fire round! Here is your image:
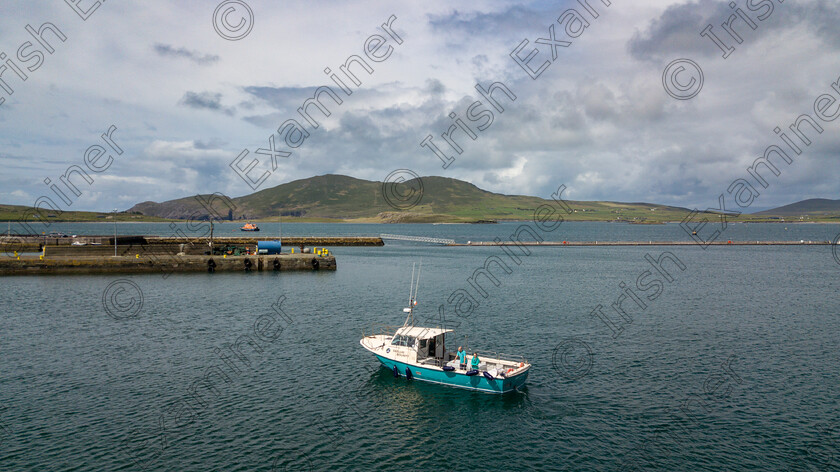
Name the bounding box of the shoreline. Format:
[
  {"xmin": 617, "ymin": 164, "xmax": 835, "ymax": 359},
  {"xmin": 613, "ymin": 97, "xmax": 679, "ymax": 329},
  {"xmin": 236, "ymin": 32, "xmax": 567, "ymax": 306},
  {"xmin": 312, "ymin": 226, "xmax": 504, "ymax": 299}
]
[{"xmin": 2, "ymin": 219, "xmax": 839, "ymax": 225}]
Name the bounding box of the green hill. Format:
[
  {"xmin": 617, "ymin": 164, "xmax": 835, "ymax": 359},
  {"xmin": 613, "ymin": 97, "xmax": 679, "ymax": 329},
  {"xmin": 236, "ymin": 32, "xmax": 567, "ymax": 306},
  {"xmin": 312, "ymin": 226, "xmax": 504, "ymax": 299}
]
[
  {"xmin": 755, "ymin": 198, "xmax": 840, "ymax": 219},
  {"xmin": 127, "ymin": 174, "xmax": 699, "ymax": 223},
  {"xmin": 5, "ymin": 175, "xmax": 838, "ymax": 223}
]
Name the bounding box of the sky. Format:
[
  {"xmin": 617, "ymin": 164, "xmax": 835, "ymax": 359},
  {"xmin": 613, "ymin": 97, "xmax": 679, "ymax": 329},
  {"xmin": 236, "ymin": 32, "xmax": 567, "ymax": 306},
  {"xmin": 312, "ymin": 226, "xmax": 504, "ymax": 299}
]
[{"xmin": 0, "ymin": 0, "xmax": 838, "ymax": 213}]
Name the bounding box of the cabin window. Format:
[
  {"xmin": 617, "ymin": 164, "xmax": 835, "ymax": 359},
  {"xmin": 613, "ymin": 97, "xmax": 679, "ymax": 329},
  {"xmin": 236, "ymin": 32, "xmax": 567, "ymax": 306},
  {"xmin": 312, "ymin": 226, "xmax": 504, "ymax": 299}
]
[{"xmin": 390, "ymin": 335, "xmax": 416, "ymax": 347}]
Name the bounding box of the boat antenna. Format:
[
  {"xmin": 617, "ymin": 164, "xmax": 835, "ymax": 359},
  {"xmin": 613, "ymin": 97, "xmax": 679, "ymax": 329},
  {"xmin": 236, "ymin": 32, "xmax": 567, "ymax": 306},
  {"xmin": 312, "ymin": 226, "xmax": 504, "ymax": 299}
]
[
  {"xmin": 414, "ymin": 260, "xmax": 422, "ymax": 313},
  {"xmin": 403, "ymin": 263, "xmax": 416, "ymax": 327},
  {"xmin": 409, "ymin": 261, "xmax": 423, "ymax": 328},
  {"xmin": 408, "ymin": 263, "xmax": 415, "ymax": 308}
]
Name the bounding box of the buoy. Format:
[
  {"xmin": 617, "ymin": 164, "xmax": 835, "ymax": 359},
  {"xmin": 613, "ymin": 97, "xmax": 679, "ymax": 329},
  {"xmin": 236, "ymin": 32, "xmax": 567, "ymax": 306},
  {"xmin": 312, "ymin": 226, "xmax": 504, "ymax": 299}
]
[
  {"xmin": 392, "ymin": 365, "xmax": 400, "ymax": 378},
  {"xmin": 466, "ymin": 369, "xmax": 479, "ymax": 376},
  {"xmin": 483, "ymin": 371, "xmax": 495, "ymax": 381},
  {"xmin": 405, "ymin": 367, "xmax": 413, "ymax": 380},
  {"xmin": 442, "ymin": 366, "xmax": 455, "ymax": 371}
]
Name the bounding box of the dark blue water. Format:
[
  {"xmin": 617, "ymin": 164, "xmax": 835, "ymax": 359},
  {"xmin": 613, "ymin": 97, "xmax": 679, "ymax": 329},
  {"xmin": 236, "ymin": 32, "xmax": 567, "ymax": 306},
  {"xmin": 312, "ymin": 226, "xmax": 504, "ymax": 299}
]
[{"xmin": 1, "ymin": 223, "xmax": 839, "ymax": 471}]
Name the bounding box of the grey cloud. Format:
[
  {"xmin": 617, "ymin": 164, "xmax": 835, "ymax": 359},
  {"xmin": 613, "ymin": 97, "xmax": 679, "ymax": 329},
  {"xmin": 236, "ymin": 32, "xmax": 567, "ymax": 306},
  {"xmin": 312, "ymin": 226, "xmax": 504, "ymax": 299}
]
[
  {"xmin": 628, "ymin": 1, "xmax": 732, "ymax": 61},
  {"xmin": 154, "ymin": 43, "xmax": 219, "ymax": 65},
  {"xmin": 179, "ymin": 92, "xmax": 234, "ymax": 116},
  {"xmin": 577, "ymin": 82, "xmax": 617, "ymax": 120},
  {"xmin": 629, "ymin": 1, "xmax": 840, "ymax": 62},
  {"xmin": 424, "ymin": 79, "xmax": 446, "ymax": 96},
  {"xmin": 807, "ymin": 0, "xmax": 840, "ymax": 46},
  {"xmin": 243, "ymin": 86, "xmax": 330, "ymax": 111},
  {"xmin": 428, "ymin": 8, "xmax": 545, "ymax": 36},
  {"xmin": 242, "ymin": 112, "xmax": 286, "ymax": 128},
  {"xmin": 194, "ymin": 139, "xmax": 226, "ymax": 150}
]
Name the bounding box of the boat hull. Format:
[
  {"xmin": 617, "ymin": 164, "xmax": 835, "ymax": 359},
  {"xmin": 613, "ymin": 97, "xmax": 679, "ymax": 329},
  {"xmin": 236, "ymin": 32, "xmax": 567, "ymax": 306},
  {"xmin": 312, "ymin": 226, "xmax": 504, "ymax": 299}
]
[{"xmin": 375, "ymin": 355, "xmax": 528, "ymax": 394}]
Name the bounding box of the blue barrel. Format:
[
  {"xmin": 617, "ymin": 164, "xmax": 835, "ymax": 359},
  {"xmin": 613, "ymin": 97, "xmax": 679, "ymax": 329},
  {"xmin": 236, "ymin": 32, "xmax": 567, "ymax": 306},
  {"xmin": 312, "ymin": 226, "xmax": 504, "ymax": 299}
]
[{"xmin": 257, "ymin": 240, "xmax": 282, "ymax": 255}]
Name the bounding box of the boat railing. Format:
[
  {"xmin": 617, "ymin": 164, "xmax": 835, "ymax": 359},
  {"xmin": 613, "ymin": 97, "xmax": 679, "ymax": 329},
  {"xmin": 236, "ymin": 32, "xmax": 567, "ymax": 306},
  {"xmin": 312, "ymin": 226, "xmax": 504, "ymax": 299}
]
[
  {"xmin": 473, "ymin": 350, "xmax": 528, "ymax": 368},
  {"xmin": 418, "ymin": 350, "xmax": 528, "ymax": 370},
  {"xmin": 360, "ymin": 324, "xmax": 401, "ymax": 343}
]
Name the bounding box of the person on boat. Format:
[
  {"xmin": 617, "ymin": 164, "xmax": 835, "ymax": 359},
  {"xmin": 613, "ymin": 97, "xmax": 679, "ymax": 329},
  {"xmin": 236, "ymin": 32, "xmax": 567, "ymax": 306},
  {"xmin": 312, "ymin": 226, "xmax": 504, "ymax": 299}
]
[
  {"xmin": 457, "ymin": 347, "xmax": 466, "ymax": 370},
  {"xmin": 471, "ymin": 352, "xmax": 480, "ymax": 371}
]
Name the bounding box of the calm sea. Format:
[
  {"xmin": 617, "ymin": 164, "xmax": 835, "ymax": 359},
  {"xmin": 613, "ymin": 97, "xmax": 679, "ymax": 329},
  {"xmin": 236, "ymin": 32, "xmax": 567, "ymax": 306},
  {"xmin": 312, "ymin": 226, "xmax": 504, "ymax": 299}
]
[{"xmin": 1, "ymin": 222, "xmax": 839, "ymax": 471}]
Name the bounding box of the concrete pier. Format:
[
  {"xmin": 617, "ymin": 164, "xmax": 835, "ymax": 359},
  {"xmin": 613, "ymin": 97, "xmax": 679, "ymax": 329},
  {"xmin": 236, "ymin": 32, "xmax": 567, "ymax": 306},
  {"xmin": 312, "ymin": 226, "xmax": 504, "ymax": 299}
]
[
  {"xmin": 0, "ymin": 253, "xmax": 335, "ymax": 276},
  {"xmin": 0, "ymin": 235, "xmax": 383, "ymax": 253}
]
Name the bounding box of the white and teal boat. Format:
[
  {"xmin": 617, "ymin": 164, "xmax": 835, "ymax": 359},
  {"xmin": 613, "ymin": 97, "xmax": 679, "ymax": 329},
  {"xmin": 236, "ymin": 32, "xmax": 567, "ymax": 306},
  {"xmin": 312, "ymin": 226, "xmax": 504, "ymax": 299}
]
[{"xmin": 360, "ymin": 265, "xmax": 531, "ymax": 394}]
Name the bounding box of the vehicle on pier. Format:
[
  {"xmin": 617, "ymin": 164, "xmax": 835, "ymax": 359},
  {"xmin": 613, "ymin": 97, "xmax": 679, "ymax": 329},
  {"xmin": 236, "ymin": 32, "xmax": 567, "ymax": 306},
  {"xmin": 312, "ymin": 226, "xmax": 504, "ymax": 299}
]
[{"xmin": 360, "ymin": 264, "xmax": 530, "ymax": 394}]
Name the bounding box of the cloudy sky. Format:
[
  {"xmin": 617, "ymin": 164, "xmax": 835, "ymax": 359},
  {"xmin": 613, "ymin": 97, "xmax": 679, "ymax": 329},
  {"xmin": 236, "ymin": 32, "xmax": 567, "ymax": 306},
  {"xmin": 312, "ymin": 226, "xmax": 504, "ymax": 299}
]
[{"xmin": 0, "ymin": 0, "xmax": 838, "ymax": 212}]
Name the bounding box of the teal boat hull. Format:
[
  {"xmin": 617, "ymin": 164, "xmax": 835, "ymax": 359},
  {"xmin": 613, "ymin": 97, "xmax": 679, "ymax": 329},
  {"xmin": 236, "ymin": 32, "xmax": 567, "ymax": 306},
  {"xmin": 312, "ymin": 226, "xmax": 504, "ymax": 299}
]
[{"xmin": 375, "ymin": 355, "xmax": 528, "ymax": 394}]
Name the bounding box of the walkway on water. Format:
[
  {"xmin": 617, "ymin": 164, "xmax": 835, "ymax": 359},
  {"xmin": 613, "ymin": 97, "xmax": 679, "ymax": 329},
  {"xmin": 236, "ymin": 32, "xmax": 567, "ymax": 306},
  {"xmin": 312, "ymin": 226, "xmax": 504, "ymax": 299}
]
[{"xmin": 453, "ymin": 240, "xmax": 834, "ymax": 246}]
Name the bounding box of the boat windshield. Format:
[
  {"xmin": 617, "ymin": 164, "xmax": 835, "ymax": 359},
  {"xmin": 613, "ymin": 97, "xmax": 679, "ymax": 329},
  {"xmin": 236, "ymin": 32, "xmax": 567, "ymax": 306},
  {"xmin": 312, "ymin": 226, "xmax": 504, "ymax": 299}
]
[{"xmin": 391, "ymin": 335, "xmax": 416, "ymax": 347}]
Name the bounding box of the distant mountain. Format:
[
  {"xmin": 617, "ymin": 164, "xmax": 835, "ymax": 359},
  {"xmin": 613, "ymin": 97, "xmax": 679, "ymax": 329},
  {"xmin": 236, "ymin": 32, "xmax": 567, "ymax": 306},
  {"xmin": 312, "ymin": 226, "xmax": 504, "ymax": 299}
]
[
  {"xmin": 127, "ymin": 174, "xmax": 698, "ymax": 223},
  {"xmin": 0, "ymin": 204, "xmax": 167, "ymax": 224},
  {"xmin": 6, "ymin": 176, "xmax": 839, "ymax": 223},
  {"xmin": 755, "ymin": 198, "xmax": 840, "ymax": 217}
]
